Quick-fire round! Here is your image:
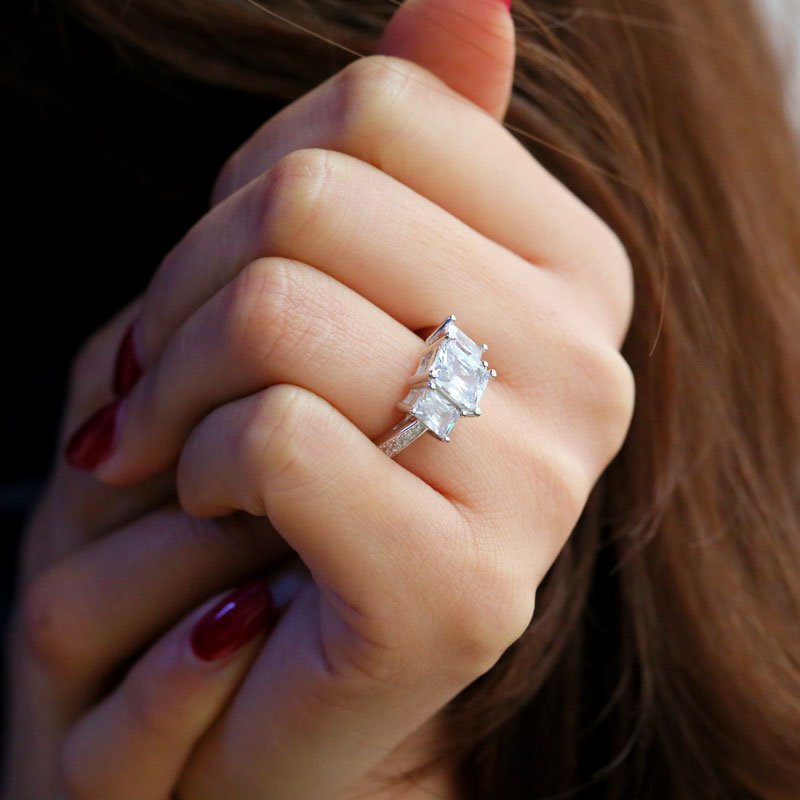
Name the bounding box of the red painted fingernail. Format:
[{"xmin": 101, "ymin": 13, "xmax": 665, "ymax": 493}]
[
  {"xmin": 65, "ymin": 400, "xmax": 121, "ymax": 470},
  {"xmin": 190, "ymin": 580, "xmax": 275, "ymax": 662},
  {"xmin": 113, "ymin": 322, "xmax": 143, "ymax": 397}
]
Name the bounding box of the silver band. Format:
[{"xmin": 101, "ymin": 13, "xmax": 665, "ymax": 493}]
[
  {"xmin": 374, "ymin": 315, "xmax": 495, "ymax": 458},
  {"xmin": 375, "ymin": 415, "xmax": 429, "ymax": 458}
]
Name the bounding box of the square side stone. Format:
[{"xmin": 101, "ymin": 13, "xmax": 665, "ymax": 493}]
[
  {"xmin": 408, "ymin": 388, "xmax": 459, "ymax": 439},
  {"xmin": 410, "ymin": 348, "xmax": 435, "ymax": 381},
  {"xmin": 401, "ymin": 387, "xmax": 423, "ymax": 408}
]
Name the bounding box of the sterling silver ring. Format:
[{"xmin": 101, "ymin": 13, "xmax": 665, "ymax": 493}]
[{"xmin": 374, "ymin": 315, "xmax": 496, "ymax": 458}]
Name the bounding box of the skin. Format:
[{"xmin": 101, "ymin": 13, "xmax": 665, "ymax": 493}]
[{"xmin": 2, "ymin": 0, "xmax": 635, "ymax": 797}]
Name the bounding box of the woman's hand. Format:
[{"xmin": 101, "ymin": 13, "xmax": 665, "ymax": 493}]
[{"xmin": 4, "ymin": 0, "xmax": 634, "ymax": 798}]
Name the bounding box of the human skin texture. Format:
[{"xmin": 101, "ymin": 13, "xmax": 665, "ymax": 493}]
[{"xmin": 2, "ymin": 0, "xmax": 634, "ymax": 798}]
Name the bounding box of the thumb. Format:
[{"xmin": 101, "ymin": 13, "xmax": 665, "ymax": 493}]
[{"xmin": 376, "ymin": 0, "xmax": 516, "ymax": 121}]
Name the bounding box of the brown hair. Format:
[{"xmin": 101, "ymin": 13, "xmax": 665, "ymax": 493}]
[{"xmin": 60, "ymin": 1, "xmax": 800, "ymax": 797}]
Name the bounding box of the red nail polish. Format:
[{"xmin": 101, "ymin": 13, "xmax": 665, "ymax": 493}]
[
  {"xmin": 65, "ymin": 400, "xmax": 121, "ymax": 470},
  {"xmin": 190, "ymin": 580, "xmax": 274, "ymax": 661},
  {"xmin": 113, "ymin": 323, "xmax": 143, "ymax": 397}
]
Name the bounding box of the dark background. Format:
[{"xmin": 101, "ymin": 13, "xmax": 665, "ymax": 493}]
[{"xmin": 0, "ymin": 1, "xmax": 282, "ymax": 646}]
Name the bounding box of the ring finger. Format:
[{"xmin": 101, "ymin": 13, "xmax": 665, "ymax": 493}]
[{"xmin": 88, "ymin": 256, "xmax": 521, "ymax": 497}]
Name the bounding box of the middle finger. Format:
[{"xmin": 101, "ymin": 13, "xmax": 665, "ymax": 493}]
[{"xmin": 138, "ymin": 147, "xmax": 559, "ymax": 365}]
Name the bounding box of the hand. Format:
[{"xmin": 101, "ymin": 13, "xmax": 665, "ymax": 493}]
[{"xmin": 4, "ymin": 0, "xmax": 634, "ymax": 798}]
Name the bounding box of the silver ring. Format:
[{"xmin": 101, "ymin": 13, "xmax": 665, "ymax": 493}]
[{"xmin": 374, "ymin": 315, "xmax": 496, "ymax": 458}]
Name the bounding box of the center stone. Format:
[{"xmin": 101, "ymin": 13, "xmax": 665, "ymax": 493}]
[{"xmin": 431, "ymin": 337, "xmax": 490, "ymax": 413}]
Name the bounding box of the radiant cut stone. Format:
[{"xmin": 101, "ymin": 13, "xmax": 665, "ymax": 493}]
[
  {"xmin": 402, "ymin": 387, "xmax": 460, "ymax": 439},
  {"xmin": 428, "ymin": 326, "xmax": 489, "ymax": 413}
]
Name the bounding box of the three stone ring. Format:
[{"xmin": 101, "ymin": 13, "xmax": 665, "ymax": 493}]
[{"xmin": 374, "ymin": 316, "xmax": 496, "ymax": 458}]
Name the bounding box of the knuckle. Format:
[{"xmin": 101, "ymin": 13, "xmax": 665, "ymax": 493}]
[
  {"xmin": 218, "ymin": 258, "xmax": 340, "ymax": 377},
  {"xmin": 236, "ymin": 386, "xmax": 339, "ymax": 506},
  {"xmin": 216, "ymin": 258, "xmax": 298, "ymax": 369},
  {"xmin": 569, "ymin": 334, "xmax": 632, "ymax": 407},
  {"xmin": 593, "ymin": 220, "xmax": 632, "ymax": 274},
  {"xmin": 438, "ymin": 543, "xmax": 536, "ymax": 678},
  {"xmin": 319, "ymin": 619, "xmax": 408, "ymax": 690},
  {"xmin": 267, "ymin": 388, "xmax": 343, "ymax": 488},
  {"xmin": 331, "ymin": 55, "xmax": 425, "ymax": 150},
  {"xmin": 500, "ymin": 439, "xmax": 594, "ymax": 559},
  {"xmin": 20, "ymin": 567, "xmax": 84, "ymax": 673},
  {"xmin": 535, "ymin": 447, "xmax": 595, "ymax": 540},
  {"xmin": 258, "ymin": 147, "xmax": 335, "ymax": 245},
  {"xmin": 600, "ymin": 349, "xmax": 637, "ymax": 453},
  {"xmin": 585, "ymin": 220, "xmax": 635, "ymax": 334},
  {"xmin": 573, "ymin": 339, "xmax": 636, "ymax": 456}
]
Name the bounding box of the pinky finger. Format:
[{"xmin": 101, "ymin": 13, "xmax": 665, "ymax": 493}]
[{"xmin": 59, "ymin": 565, "xmax": 306, "ymax": 800}]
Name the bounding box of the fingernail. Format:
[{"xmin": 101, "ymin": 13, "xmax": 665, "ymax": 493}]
[
  {"xmin": 65, "ymin": 400, "xmax": 122, "ymax": 470},
  {"xmin": 190, "ymin": 580, "xmax": 275, "ymax": 662},
  {"xmin": 113, "ymin": 322, "xmax": 143, "ymax": 397}
]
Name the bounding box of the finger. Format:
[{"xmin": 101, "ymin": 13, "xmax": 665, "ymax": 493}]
[
  {"xmin": 377, "ymin": 0, "xmax": 515, "ymax": 121},
  {"xmin": 173, "ymin": 385, "xmax": 544, "ymax": 799},
  {"xmin": 141, "ymin": 145, "xmax": 627, "ymax": 372},
  {"xmin": 59, "ymin": 574, "xmax": 300, "ymax": 800},
  {"xmin": 25, "ymin": 299, "xmax": 173, "ymax": 578},
  {"xmin": 21, "ymin": 508, "xmax": 292, "ymax": 694},
  {"xmin": 208, "ymin": 56, "xmax": 625, "ymax": 307},
  {"xmin": 93, "ymin": 257, "xmax": 524, "ymax": 489},
  {"xmin": 61, "ymin": 306, "xmax": 134, "ymax": 417},
  {"xmin": 148, "ymin": 147, "xmax": 532, "ymax": 359}
]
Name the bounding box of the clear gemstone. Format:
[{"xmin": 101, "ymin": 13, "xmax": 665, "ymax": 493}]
[
  {"xmin": 453, "ymin": 326, "xmax": 484, "ymax": 360},
  {"xmin": 411, "ymin": 348, "xmax": 435, "ymax": 381},
  {"xmin": 402, "ymin": 387, "xmax": 422, "ymax": 407},
  {"xmin": 430, "ymin": 330, "xmax": 490, "ymax": 412},
  {"xmin": 406, "ymin": 388, "xmax": 460, "ymax": 439}
]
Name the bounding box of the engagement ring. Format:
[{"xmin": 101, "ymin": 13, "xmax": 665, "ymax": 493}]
[{"xmin": 374, "ymin": 315, "xmax": 496, "ymax": 458}]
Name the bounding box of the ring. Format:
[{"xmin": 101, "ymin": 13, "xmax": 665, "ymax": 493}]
[{"xmin": 374, "ymin": 315, "xmax": 496, "ymax": 458}]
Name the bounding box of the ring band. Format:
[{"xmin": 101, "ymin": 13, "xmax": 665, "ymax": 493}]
[{"xmin": 374, "ymin": 315, "xmax": 496, "ymax": 458}]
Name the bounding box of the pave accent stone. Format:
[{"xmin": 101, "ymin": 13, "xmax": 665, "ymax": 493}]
[
  {"xmin": 402, "ymin": 387, "xmax": 460, "ymax": 439},
  {"xmin": 378, "ymin": 418, "xmax": 428, "ymax": 457}
]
